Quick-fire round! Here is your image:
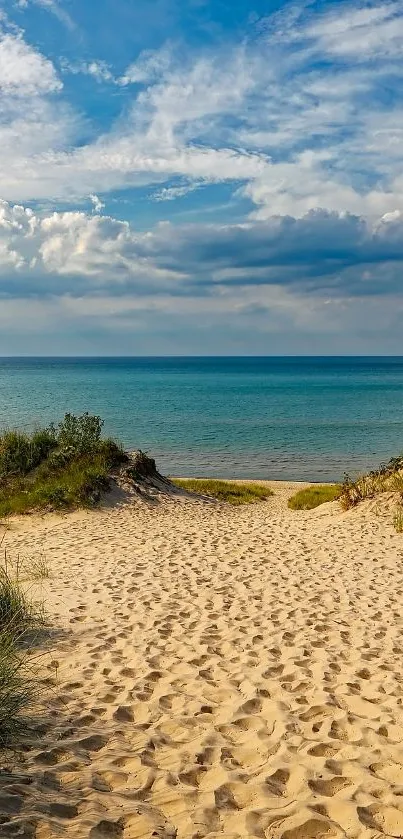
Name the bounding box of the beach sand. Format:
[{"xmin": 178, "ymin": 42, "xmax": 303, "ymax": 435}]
[{"xmin": 2, "ymin": 482, "xmax": 403, "ymax": 838}]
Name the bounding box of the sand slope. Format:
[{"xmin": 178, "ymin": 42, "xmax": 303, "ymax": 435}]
[{"xmin": 2, "ymin": 484, "xmax": 403, "ymax": 838}]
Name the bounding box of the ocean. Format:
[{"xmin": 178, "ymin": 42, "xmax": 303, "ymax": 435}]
[{"xmin": 0, "ymin": 356, "xmax": 402, "ymax": 482}]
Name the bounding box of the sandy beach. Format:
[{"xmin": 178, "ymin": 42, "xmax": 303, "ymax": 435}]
[{"xmin": 2, "ymin": 482, "xmax": 403, "ymax": 839}]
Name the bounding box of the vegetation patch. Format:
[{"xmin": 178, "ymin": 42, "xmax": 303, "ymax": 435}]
[
  {"xmin": 0, "ymin": 548, "xmax": 47, "ymax": 746},
  {"xmin": 172, "ymin": 478, "xmax": 273, "ymax": 505},
  {"xmin": 340, "ymin": 454, "xmax": 403, "ymax": 511},
  {"xmin": 393, "ymin": 506, "xmax": 403, "ymax": 534},
  {"xmin": 0, "ymin": 413, "xmax": 128, "ymax": 517},
  {"xmin": 288, "ymin": 484, "xmax": 341, "ymax": 510}
]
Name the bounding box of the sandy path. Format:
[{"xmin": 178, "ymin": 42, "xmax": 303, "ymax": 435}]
[{"xmin": 2, "ymin": 485, "xmax": 403, "ymax": 838}]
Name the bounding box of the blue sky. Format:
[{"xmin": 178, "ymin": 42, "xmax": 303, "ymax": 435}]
[{"xmin": 0, "ymin": 0, "xmax": 402, "ymax": 354}]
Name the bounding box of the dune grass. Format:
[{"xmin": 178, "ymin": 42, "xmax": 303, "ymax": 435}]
[
  {"xmin": 172, "ymin": 478, "xmax": 273, "ymax": 505},
  {"xmin": 339, "ymin": 453, "xmax": 403, "ymax": 511},
  {"xmin": 288, "ymin": 484, "xmax": 341, "ymax": 510},
  {"xmin": 0, "ymin": 428, "xmax": 57, "ymax": 477},
  {"xmin": 0, "ymin": 547, "xmax": 46, "ymax": 746},
  {"xmin": 393, "ymin": 507, "xmax": 403, "ymax": 534},
  {"xmin": 0, "ymin": 413, "xmax": 128, "ymax": 517}
]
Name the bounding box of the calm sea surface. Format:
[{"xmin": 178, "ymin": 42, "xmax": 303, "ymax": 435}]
[{"xmin": 0, "ymin": 357, "xmax": 402, "ymax": 482}]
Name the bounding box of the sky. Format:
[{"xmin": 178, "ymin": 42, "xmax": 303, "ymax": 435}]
[{"xmin": 0, "ymin": 0, "xmax": 402, "ymax": 355}]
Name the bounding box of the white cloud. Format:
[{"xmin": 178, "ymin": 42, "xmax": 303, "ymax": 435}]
[
  {"xmin": 0, "ymin": 30, "xmax": 61, "ymax": 95},
  {"xmin": 1, "ymin": 198, "xmax": 403, "ymax": 300},
  {"xmin": 305, "ymin": 1, "xmax": 403, "ymax": 58},
  {"xmin": 151, "ymin": 182, "xmax": 202, "ymax": 201},
  {"xmin": 119, "ymin": 46, "xmax": 172, "ymax": 85},
  {"xmin": 90, "ymin": 194, "xmax": 105, "ymax": 213},
  {"xmin": 63, "ymin": 59, "xmax": 115, "ymax": 84},
  {"xmin": 86, "ymin": 61, "xmax": 114, "ymax": 83},
  {"xmin": 1, "ymin": 0, "xmax": 403, "ymax": 222},
  {"xmin": 0, "ymin": 199, "xmax": 185, "ymax": 291},
  {"xmin": 1, "ymin": 196, "xmax": 403, "ymax": 353}
]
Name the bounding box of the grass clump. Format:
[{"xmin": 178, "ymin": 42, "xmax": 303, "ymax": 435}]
[
  {"xmin": 393, "ymin": 506, "xmax": 403, "ymax": 534},
  {"xmin": 0, "ymin": 428, "xmax": 56, "ymax": 477},
  {"xmin": 172, "ymin": 478, "xmax": 273, "ymax": 505},
  {"xmin": 288, "ymin": 484, "xmax": 341, "ymax": 510},
  {"xmin": 0, "ymin": 546, "xmax": 46, "ymax": 746},
  {"xmin": 340, "ymin": 453, "xmax": 403, "ymax": 511},
  {"xmin": 0, "ymin": 413, "xmax": 128, "ymax": 517},
  {"xmin": 0, "ymin": 638, "xmax": 37, "ymax": 747}
]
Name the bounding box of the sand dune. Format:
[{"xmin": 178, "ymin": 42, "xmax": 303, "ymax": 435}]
[{"xmin": 2, "ymin": 482, "xmax": 403, "ymax": 838}]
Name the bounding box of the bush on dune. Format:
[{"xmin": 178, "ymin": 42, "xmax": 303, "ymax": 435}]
[
  {"xmin": 0, "ymin": 413, "xmax": 128, "ymax": 517},
  {"xmin": 172, "ymin": 478, "xmax": 273, "ymax": 505},
  {"xmin": 288, "ymin": 484, "xmax": 341, "ymax": 510}
]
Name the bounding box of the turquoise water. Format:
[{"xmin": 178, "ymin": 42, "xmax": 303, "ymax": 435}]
[{"xmin": 0, "ymin": 357, "xmax": 403, "ymax": 482}]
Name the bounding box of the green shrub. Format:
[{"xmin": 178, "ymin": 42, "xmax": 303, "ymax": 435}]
[
  {"xmin": 0, "ymin": 431, "xmax": 30, "ymax": 477},
  {"xmin": 45, "ymin": 446, "xmax": 76, "ymax": 471},
  {"xmin": 50, "ymin": 412, "xmax": 104, "ymax": 454},
  {"xmin": 0, "ymin": 415, "xmax": 128, "ymax": 517},
  {"xmin": 288, "ymin": 484, "xmax": 341, "ymax": 510},
  {"xmin": 30, "ymin": 428, "xmax": 58, "ymax": 465},
  {"xmin": 96, "ymin": 437, "xmax": 128, "ymax": 468},
  {"xmin": 172, "ymin": 478, "xmax": 273, "ymax": 505}
]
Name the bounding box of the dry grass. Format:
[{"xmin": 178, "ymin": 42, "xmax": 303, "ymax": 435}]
[
  {"xmin": 172, "ymin": 478, "xmax": 273, "ymax": 505},
  {"xmin": 339, "ymin": 454, "xmax": 403, "ymax": 511}
]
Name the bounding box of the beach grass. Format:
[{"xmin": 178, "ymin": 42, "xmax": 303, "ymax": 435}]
[
  {"xmin": 0, "ymin": 413, "xmax": 128, "ymax": 517},
  {"xmin": 288, "ymin": 484, "xmax": 341, "ymax": 510},
  {"xmin": 340, "ymin": 453, "xmax": 403, "ymax": 511},
  {"xmin": 393, "ymin": 507, "xmax": 403, "ymax": 534},
  {"xmin": 172, "ymin": 478, "xmax": 273, "ymax": 505},
  {"xmin": 0, "ymin": 549, "xmax": 46, "ymax": 746}
]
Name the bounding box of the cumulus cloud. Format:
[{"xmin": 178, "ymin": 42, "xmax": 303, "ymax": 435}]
[
  {"xmin": 1, "ymin": 199, "xmax": 403, "ymax": 354},
  {"xmin": 1, "ymin": 199, "xmax": 403, "ymax": 303},
  {"xmin": 0, "ymin": 199, "xmax": 185, "ymax": 298}
]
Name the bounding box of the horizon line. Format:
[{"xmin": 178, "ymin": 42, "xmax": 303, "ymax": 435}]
[{"xmin": 1, "ymin": 355, "xmax": 403, "ymax": 360}]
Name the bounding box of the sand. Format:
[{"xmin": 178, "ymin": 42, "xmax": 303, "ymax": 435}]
[{"xmin": 2, "ymin": 482, "xmax": 403, "ymax": 838}]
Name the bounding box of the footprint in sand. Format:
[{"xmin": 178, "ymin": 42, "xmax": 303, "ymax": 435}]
[{"xmin": 358, "ymin": 804, "xmax": 403, "ymax": 836}]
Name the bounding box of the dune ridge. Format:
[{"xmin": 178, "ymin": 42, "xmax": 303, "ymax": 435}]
[{"xmin": 1, "ymin": 482, "xmax": 403, "ymax": 838}]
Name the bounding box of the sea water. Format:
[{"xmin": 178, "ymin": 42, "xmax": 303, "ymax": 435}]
[{"xmin": 0, "ymin": 356, "xmax": 403, "ymax": 482}]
